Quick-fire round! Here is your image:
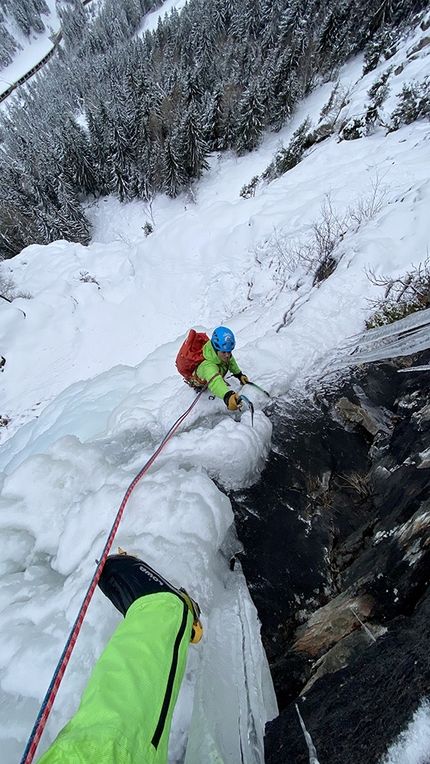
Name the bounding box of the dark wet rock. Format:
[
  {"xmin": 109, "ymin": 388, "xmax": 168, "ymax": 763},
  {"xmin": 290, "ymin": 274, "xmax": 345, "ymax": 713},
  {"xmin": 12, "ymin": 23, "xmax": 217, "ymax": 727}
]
[
  {"xmin": 265, "ymin": 589, "xmax": 430, "ymax": 764},
  {"xmin": 292, "ymin": 589, "xmax": 375, "ymax": 657},
  {"xmin": 229, "ymin": 350, "xmax": 430, "ymax": 763},
  {"xmin": 335, "ymin": 395, "xmax": 387, "ymax": 436}
]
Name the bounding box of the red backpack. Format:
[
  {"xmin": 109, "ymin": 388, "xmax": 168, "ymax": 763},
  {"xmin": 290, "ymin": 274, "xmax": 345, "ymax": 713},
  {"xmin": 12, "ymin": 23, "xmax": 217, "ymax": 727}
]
[{"xmin": 175, "ymin": 329, "xmax": 209, "ymax": 381}]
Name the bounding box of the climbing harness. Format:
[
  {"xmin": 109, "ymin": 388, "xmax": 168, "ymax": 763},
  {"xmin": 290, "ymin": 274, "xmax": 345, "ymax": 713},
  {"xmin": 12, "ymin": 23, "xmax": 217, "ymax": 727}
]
[{"xmin": 19, "ymin": 386, "xmax": 207, "ymax": 764}]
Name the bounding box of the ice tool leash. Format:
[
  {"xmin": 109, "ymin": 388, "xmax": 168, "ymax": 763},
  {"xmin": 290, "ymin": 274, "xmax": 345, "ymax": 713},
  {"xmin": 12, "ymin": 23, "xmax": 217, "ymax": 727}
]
[{"xmin": 19, "ymin": 386, "xmax": 207, "ymax": 764}]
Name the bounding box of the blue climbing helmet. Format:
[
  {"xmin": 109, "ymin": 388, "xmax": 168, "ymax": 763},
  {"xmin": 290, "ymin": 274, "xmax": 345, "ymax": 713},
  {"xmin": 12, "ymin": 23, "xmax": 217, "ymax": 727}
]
[{"xmin": 211, "ymin": 326, "xmax": 236, "ymax": 352}]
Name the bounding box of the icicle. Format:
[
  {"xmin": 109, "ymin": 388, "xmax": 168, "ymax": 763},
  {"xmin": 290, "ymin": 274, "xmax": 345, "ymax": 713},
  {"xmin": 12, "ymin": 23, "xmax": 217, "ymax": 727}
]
[
  {"xmin": 397, "ymin": 364, "xmax": 430, "ymax": 372},
  {"xmin": 295, "ymin": 704, "xmax": 321, "ymax": 764},
  {"xmin": 349, "ymin": 604, "xmax": 377, "ymax": 642},
  {"xmin": 335, "ymin": 307, "xmax": 430, "ymax": 366}
]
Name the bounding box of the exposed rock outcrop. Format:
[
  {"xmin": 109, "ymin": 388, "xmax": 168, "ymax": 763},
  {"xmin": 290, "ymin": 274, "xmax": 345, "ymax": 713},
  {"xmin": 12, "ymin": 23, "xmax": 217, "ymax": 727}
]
[{"xmin": 230, "ymin": 350, "xmax": 430, "ymax": 763}]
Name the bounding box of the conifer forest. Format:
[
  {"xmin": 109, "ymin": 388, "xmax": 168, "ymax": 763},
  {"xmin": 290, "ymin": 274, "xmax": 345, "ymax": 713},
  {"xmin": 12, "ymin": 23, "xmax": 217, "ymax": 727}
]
[{"xmin": 0, "ymin": 0, "xmax": 427, "ymax": 259}]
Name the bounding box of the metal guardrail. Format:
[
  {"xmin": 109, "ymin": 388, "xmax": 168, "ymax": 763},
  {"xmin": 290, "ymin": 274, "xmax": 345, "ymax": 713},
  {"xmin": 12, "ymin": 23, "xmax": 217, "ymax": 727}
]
[{"xmin": 0, "ymin": 34, "xmax": 61, "ymax": 104}]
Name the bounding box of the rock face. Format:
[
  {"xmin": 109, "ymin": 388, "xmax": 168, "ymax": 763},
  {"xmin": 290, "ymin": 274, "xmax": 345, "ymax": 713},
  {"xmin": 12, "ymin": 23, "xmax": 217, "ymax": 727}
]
[{"xmin": 230, "ymin": 350, "xmax": 430, "ymax": 763}]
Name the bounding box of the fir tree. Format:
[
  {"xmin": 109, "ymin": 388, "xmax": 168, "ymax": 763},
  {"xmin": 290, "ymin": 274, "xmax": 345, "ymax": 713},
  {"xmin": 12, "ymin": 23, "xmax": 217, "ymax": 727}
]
[
  {"xmin": 178, "ymin": 105, "xmax": 209, "ymax": 181},
  {"xmin": 268, "ymin": 51, "xmax": 299, "ymax": 130},
  {"xmin": 0, "ymin": 162, "xmax": 37, "ymax": 257},
  {"xmin": 241, "ymin": 0, "xmax": 263, "ymax": 40},
  {"xmin": 32, "ymin": 0, "xmax": 49, "ymax": 14},
  {"xmin": 318, "ymin": 2, "xmax": 354, "ymax": 76},
  {"xmin": 235, "ymin": 84, "xmax": 265, "ymax": 154},
  {"xmin": 122, "ymin": 0, "xmax": 143, "ymax": 33},
  {"xmin": 218, "ymin": 79, "xmax": 241, "ymax": 150},
  {"xmin": 12, "ymin": 0, "xmax": 47, "ymax": 36},
  {"xmin": 86, "ymin": 103, "xmax": 111, "ymax": 195},
  {"xmin": 149, "ymin": 139, "xmax": 164, "ymax": 194},
  {"xmin": 58, "ymin": 0, "xmax": 87, "ymax": 51},
  {"xmin": 0, "ymin": 23, "xmax": 19, "ymax": 69},
  {"xmin": 162, "ymin": 135, "xmax": 186, "ymax": 197},
  {"xmin": 60, "ymin": 118, "xmax": 99, "ymax": 197},
  {"xmin": 204, "ymin": 87, "xmax": 225, "ymax": 150}
]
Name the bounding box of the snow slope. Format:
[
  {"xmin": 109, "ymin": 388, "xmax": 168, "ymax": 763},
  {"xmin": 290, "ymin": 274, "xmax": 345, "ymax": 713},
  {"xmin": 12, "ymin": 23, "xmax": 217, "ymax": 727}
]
[{"xmin": 1, "ymin": 14, "xmax": 430, "ymax": 764}]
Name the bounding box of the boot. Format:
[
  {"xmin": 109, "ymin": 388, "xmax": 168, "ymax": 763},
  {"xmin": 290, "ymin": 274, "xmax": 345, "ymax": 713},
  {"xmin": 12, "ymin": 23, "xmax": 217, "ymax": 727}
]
[{"xmin": 98, "ymin": 549, "xmax": 203, "ymax": 643}]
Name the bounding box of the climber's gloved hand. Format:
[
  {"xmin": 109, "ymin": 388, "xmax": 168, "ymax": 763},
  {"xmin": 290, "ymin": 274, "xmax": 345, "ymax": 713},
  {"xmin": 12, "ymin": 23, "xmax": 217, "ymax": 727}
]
[
  {"xmin": 234, "ymin": 372, "xmax": 249, "ymax": 386},
  {"xmin": 224, "ymin": 391, "xmax": 242, "ymax": 411}
]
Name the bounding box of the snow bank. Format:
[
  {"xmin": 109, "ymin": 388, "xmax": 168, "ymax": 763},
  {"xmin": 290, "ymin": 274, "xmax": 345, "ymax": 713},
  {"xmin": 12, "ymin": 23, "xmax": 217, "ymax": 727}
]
[{"xmin": 1, "ymin": 14, "xmax": 430, "ymax": 763}]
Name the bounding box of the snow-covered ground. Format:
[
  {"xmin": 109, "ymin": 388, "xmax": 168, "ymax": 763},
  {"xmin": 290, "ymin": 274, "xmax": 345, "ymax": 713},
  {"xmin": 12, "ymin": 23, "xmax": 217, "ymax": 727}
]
[
  {"xmin": 141, "ymin": 0, "xmax": 188, "ymax": 32},
  {"xmin": 1, "ymin": 11, "xmax": 430, "ymax": 764},
  {"xmin": 381, "ymin": 701, "xmax": 430, "ymax": 764}
]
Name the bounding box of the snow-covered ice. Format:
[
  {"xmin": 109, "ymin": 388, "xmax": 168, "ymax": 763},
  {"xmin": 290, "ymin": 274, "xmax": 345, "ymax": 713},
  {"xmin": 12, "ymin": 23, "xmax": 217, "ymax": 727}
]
[
  {"xmin": 381, "ymin": 700, "xmax": 430, "ymax": 764},
  {"xmin": 1, "ymin": 10, "xmax": 430, "ymax": 764}
]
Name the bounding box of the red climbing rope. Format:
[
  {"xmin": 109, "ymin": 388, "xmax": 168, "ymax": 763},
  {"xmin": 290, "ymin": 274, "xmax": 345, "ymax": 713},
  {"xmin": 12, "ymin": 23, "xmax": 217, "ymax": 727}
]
[{"xmin": 20, "ymin": 387, "xmax": 207, "ymax": 764}]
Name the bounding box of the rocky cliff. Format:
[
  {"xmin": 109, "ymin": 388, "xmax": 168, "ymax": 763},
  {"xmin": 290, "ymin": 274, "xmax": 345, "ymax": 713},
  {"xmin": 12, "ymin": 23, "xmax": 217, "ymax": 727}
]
[{"xmin": 230, "ymin": 350, "xmax": 430, "ymax": 763}]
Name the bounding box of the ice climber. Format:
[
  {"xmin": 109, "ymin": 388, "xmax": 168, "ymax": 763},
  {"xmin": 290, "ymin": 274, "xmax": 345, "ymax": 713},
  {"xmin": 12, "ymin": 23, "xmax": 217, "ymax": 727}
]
[
  {"xmin": 175, "ymin": 326, "xmax": 249, "ymax": 410},
  {"xmin": 37, "ymin": 551, "xmax": 202, "ymax": 764}
]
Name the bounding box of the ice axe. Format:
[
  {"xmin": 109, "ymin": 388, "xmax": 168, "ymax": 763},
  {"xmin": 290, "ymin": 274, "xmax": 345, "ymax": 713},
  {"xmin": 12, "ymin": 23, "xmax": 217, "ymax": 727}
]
[
  {"xmin": 238, "ymin": 394, "xmax": 254, "ymax": 426},
  {"xmin": 242, "ymin": 380, "xmax": 271, "ymax": 398}
]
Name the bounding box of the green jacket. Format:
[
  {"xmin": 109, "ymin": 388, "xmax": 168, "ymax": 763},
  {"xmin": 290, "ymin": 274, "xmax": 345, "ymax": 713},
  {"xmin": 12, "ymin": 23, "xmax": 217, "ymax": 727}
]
[
  {"xmin": 193, "ymin": 340, "xmax": 241, "ymax": 399},
  {"xmin": 38, "ymin": 593, "xmax": 192, "ymax": 764}
]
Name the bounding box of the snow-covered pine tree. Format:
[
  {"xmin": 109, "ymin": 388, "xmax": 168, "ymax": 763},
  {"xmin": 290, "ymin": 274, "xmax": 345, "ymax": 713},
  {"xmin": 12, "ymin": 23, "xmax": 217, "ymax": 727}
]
[
  {"xmin": 162, "ymin": 134, "xmax": 187, "ymax": 197},
  {"xmin": 31, "ymin": 0, "xmax": 49, "ymax": 14},
  {"xmin": 318, "ymin": 3, "xmax": 352, "ymax": 78},
  {"xmin": 235, "ymin": 83, "xmax": 265, "ymax": 155},
  {"xmin": 57, "ymin": 0, "xmax": 87, "ymax": 52},
  {"xmin": 48, "ymin": 173, "xmax": 91, "ymax": 244},
  {"xmin": 86, "ymin": 103, "xmax": 112, "ymax": 196},
  {"xmin": 178, "ymin": 105, "xmax": 209, "ymax": 181},
  {"xmin": 0, "ymin": 26, "xmax": 18, "ymax": 70},
  {"xmin": 0, "ymin": 165, "xmax": 35, "ymax": 258},
  {"xmin": 147, "ymin": 139, "xmax": 163, "ymax": 194},
  {"xmin": 217, "ymin": 76, "xmax": 241, "ymax": 150},
  {"xmin": 204, "ymin": 87, "xmax": 225, "ymax": 150},
  {"xmin": 122, "ymin": 0, "xmax": 143, "ymax": 33},
  {"xmin": 10, "ymin": 0, "xmax": 48, "ymax": 36},
  {"xmin": 60, "ymin": 118, "xmax": 99, "ymax": 198},
  {"xmin": 105, "ymin": 118, "xmax": 135, "ymax": 202}
]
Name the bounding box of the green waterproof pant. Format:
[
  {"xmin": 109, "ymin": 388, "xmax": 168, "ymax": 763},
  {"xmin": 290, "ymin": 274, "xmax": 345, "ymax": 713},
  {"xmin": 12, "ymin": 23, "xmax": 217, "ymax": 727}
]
[{"xmin": 38, "ymin": 592, "xmax": 193, "ymax": 764}]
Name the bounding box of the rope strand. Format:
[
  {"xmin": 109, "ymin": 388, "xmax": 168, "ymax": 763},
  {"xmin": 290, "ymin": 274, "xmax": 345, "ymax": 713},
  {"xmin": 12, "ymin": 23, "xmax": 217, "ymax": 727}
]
[{"xmin": 20, "ymin": 387, "xmax": 206, "ymax": 764}]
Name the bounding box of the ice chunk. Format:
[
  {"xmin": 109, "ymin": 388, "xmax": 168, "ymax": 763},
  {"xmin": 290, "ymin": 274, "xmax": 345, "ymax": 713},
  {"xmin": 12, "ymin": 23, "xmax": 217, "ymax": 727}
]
[{"xmin": 184, "ymin": 563, "xmax": 278, "ymax": 764}]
